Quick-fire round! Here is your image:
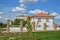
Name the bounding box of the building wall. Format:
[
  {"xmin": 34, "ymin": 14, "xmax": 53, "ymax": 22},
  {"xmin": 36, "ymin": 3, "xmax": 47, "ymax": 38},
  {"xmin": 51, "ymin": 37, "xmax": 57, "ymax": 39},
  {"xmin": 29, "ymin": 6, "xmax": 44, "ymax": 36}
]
[
  {"xmin": 17, "ymin": 17, "xmax": 27, "ymax": 20},
  {"xmin": 31, "ymin": 17, "xmax": 54, "ymax": 30},
  {"xmin": 17, "ymin": 16, "xmax": 54, "ymax": 30}
]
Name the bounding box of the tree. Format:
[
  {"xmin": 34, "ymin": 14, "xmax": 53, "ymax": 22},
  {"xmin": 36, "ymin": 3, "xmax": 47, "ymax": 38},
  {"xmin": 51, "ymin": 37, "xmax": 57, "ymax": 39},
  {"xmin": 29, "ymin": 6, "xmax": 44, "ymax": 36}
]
[
  {"xmin": 26, "ymin": 16, "xmax": 36, "ymax": 40},
  {"xmin": 26, "ymin": 16, "xmax": 32, "ymax": 33},
  {"xmin": 0, "ymin": 23, "xmax": 7, "ymax": 28},
  {"xmin": 11, "ymin": 19, "xmax": 23, "ymax": 25},
  {"xmin": 11, "ymin": 19, "xmax": 26, "ymax": 27}
]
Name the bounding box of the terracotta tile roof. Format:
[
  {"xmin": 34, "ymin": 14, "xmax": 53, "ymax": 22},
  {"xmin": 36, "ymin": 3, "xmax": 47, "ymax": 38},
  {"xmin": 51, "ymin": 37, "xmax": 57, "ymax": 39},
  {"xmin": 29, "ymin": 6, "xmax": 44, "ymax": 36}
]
[
  {"xmin": 35, "ymin": 12, "xmax": 53, "ymax": 17},
  {"xmin": 17, "ymin": 15, "xmax": 26, "ymax": 17}
]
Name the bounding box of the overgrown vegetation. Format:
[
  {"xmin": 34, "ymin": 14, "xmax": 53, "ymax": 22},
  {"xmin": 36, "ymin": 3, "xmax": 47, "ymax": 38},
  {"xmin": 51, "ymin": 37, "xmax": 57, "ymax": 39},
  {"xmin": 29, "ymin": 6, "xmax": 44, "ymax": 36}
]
[{"xmin": 0, "ymin": 31, "xmax": 60, "ymax": 40}]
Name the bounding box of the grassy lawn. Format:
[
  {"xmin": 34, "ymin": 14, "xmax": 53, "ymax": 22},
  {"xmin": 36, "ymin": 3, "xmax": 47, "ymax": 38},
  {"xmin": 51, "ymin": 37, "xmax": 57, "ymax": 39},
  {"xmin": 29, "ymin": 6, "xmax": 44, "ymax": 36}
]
[
  {"xmin": 0, "ymin": 31, "xmax": 60, "ymax": 40},
  {"xmin": 35, "ymin": 31, "xmax": 60, "ymax": 40}
]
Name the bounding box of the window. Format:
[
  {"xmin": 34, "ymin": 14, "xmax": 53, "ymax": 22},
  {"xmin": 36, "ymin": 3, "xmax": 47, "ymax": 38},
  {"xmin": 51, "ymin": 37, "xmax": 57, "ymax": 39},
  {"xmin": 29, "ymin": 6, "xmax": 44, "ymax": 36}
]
[
  {"xmin": 38, "ymin": 25, "xmax": 41, "ymax": 27},
  {"xmin": 46, "ymin": 18, "xmax": 49, "ymax": 22},
  {"xmin": 46, "ymin": 25, "xmax": 49, "ymax": 27},
  {"xmin": 38, "ymin": 18, "xmax": 41, "ymax": 22}
]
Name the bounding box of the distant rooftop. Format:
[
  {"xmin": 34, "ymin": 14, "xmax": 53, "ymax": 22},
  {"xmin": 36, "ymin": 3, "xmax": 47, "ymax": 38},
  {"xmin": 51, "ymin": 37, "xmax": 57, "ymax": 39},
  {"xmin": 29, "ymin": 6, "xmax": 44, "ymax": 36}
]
[
  {"xmin": 17, "ymin": 12, "xmax": 54, "ymax": 17},
  {"xmin": 17, "ymin": 15, "xmax": 26, "ymax": 17},
  {"xmin": 35, "ymin": 12, "xmax": 53, "ymax": 17}
]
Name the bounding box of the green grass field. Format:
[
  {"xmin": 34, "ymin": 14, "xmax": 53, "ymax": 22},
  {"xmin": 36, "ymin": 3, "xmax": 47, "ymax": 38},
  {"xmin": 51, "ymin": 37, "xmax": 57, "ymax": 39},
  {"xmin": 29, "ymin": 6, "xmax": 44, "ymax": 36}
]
[
  {"xmin": 0, "ymin": 31, "xmax": 60, "ymax": 40},
  {"xmin": 35, "ymin": 31, "xmax": 60, "ymax": 40}
]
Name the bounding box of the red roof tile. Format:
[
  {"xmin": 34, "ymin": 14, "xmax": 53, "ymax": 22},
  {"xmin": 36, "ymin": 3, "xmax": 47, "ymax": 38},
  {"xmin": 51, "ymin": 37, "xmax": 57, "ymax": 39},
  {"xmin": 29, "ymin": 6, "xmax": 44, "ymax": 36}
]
[
  {"xmin": 35, "ymin": 12, "xmax": 53, "ymax": 17},
  {"xmin": 17, "ymin": 15, "xmax": 26, "ymax": 17}
]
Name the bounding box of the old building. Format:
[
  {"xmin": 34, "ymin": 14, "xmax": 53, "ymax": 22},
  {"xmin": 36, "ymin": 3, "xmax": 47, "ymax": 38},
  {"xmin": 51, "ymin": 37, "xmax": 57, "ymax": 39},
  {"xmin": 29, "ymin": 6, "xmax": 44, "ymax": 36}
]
[{"xmin": 17, "ymin": 12, "xmax": 54, "ymax": 31}]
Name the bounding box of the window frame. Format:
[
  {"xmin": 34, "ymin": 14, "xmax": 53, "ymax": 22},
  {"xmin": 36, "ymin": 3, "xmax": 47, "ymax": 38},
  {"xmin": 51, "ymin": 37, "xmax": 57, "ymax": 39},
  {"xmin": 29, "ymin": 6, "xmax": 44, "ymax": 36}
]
[
  {"xmin": 46, "ymin": 18, "xmax": 49, "ymax": 22},
  {"xmin": 38, "ymin": 25, "xmax": 41, "ymax": 27},
  {"xmin": 38, "ymin": 18, "xmax": 41, "ymax": 22}
]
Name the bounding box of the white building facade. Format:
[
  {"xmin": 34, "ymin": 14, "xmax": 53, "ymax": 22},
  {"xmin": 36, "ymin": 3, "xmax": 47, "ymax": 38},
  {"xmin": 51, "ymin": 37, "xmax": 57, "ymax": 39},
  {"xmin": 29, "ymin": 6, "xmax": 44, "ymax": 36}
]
[
  {"xmin": 17, "ymin": 15, "xmax": 27, "ymax": 20},
  {"xmin": 31, "ymin": 13, "xmax": 54, "ymax": 31},
  {"xmin": 17, "ymin": 12, "xmax": 55, "ymax": 31}
]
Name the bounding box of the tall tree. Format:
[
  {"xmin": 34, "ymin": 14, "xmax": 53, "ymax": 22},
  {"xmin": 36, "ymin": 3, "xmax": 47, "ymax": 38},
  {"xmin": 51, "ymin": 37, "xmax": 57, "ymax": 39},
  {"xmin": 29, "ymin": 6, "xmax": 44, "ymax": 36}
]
[{"xmin": 26, "ymin": 16, "xmax": 32, "ymax": 33}]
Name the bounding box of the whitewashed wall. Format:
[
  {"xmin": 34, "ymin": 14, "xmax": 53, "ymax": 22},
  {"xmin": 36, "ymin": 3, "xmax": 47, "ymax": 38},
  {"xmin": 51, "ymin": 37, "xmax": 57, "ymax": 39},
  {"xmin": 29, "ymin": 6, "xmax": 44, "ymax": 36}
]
[
  {"xmin": 31, "ymin": 17, "xmax": 54, "ymax": 30},
  {"xmin": 17, "ymin": 17, "xmax": 27, "ymax": 20},
  {"xmin": 10, "ymin": 27, "xmax": 27, "ymax": 32}
]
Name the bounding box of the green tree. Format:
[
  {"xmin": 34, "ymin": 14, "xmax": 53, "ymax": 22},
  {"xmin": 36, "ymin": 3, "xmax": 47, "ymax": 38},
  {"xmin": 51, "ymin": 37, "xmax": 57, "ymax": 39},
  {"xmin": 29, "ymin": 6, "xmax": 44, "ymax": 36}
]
[
  {"xmin": 26, "ymin": 16, "xmax": 32, "ymax": 33},
  {"xmin": 11, "ymin": 19, "xmax": 26, "ymax": 27},
  {"xmin": 0, "ymin": 23, "xmax": 7, "ymax": 28}
]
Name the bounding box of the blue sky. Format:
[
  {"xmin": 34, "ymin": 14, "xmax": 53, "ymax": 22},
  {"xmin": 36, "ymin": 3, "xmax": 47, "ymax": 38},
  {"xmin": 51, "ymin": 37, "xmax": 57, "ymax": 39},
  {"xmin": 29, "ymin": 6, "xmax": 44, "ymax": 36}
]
[{"xmin": 0, "ymin": 0, "xmax": 60, "ymax": 24}]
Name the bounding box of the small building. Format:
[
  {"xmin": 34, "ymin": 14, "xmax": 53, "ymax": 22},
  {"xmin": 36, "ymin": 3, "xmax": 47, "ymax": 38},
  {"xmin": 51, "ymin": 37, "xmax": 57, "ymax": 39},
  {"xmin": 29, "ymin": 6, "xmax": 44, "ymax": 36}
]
[{"xmin": 17, "ymin": 15, "xmax": 27, "ymax": 20}]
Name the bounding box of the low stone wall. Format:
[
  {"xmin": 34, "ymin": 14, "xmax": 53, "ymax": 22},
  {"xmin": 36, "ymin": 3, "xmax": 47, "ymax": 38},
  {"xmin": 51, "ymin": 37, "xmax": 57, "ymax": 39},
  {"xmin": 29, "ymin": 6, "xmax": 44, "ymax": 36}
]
[
  {"xmin": 10, "ymin": 27, "xmax": 27, "ymax": 32},
  {"xmin": 9, "ymin": 27, "xmax": 60, "ymax": 32}
]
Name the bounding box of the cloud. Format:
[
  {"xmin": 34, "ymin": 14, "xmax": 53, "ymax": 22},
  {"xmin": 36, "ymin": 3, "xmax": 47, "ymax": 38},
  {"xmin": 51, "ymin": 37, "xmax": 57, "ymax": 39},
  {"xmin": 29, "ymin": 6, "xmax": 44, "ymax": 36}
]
[
  {"xmin": 0, "ymin": 12, "xmax": 4, "ymax": 19},
  {"xmin": 19, "ymin": 0, "xmax": 39, "ymax": 3},
  {"xmin": 0, "ymin": 12, "xmax": 3, "ymax": 14},
  {"xmin": 19, "ymin": 4, "xmax": 26, "ymax": 8},
  {"xmin": 19, "ymin": 0, "xmax": 48, "ymax": 3},
  {"xmin": 0, "ymin": 16, "xmax": 3, "ymax": 19},
  {"xmin": 12, "ymin": 4, "xmax": 26, "ymax": 13},
  {"xmin": 50, "ymin": 12, "xmax": 60, "ymax": 19},
  {"xmin": 12, "ymin": 7, "xmax": 26, "ymax": 12},
  {"xmin": 55, "ymin": 16, "xmax": 60, "ymax": 19},
  {"xmin": 5, "ymin": 17, "xmax": 10, "ymax": 20},
  {"xmin": 29, "ymin": 9, "xmax": 48, "ymax": 14}
]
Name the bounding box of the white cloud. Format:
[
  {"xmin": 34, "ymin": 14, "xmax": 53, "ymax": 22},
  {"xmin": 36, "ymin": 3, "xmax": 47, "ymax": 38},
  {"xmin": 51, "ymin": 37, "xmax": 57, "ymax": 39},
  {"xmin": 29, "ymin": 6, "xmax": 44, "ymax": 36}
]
[
  {"xmin": 29, "ymin": 9, "xmax": 48, "ymax": 14},
  {"xmin": 0, "ymin": 12, "xmax": 4, "ymax": 19},
  {"xmin": 12, "ymin": 7, "xmax": 26, "ymax": 12},
  {"xmin": 19, "ymin": 0, "xmax": 39, "ymax": 3},
  {"xmin": 0, "ymin": 12, "xmax": 3, "ymax": 14},
  {"xmin": 19, "ymin": 4, "xmax": 26, "ymax": 8},
  {"xmin": 12, "ymin": 4, "xmax": 26, "ymax": 12},
  {"xmin": 50, "ymin": 12, "xmax": 58, "ymax": 16},
  {"xmin": 50, "ymin": 12, "xmax": 60, "ymax": 19},
  {"xmin": 19, "ymin": 0, "xmax": 48, "ymax": 3},
  {"xmin": 55, "ymin": 16, "xmax": 60, "ymax": 19},
  {"xmin": 5, "ymin": 17, "xmax": 10, "ymax": 20},
  {"xmin": 0, "ymin": 16, "xmax": 3, "ymax": 19}
]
